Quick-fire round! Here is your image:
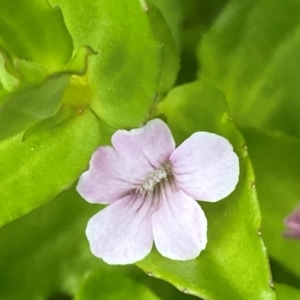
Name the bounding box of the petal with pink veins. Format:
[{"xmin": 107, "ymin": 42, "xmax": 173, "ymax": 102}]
[
  {"xmin": 112, "ymin": 119, "xmax": 175, "ymax": 169},
  {"xmin": 152, "ymin": 181, "xmax": 207, "ymax": 260},
  {"xmin": 77, "ymin": 146, "xmax": 152, "ymax": 204},
  {"xmin": 86, "ymin": 193, "xmax": 154, "ymax": 265},
  {"xmin": 170, "ymin": 132, "xmax": 239, "ymax": 202}
]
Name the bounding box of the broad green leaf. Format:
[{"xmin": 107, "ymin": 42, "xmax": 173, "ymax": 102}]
[
  {"xmin": 0, "ymin": 74, "xmax": 70, "ymax": 141},
  {"xmin": 0, "ymin": 109, "xmax": 100, "ymax": 228},
  {"xmin": 75, "ymin": 267, "xmax": 159, "ymax": 300},
  {"xmin": 198, "ymin": 0, "xmax": 300, "ymax": 136},
  {"xmin": 0, "ymin": 0, "xmax": 73, "ymax": 74},
  {"xmin": 240, "ymin": 127, "xmax": 300, "ymax": 280},
  {"xmin": 0, "ymin": 187, "xmax": 99, "ymax": 300},
  {"xmin": 137, "ymin": 82, "xmax": 275, "ymax": 300},
  {"xmin": 49, "ymin": 0, "xmax": 179, "ymax": 128},
  {"xmin": 275, "ymin": 283, "xmax": 300, "ymax": 300}
]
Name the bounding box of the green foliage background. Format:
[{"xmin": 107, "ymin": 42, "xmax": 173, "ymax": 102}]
[{"xmin": 0, "ymin": 0, "xmax": 300, "ymax": 299}]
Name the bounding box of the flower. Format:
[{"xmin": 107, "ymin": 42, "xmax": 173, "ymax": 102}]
[
  {"xmin": 284, "ymin": 205, "xmax": 300, "ymax": 238},
  {"xmin": 77, "ymin": 119, "xmax": 239, "ymax": 265}
]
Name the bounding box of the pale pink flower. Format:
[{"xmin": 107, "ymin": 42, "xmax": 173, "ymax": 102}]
[
  {"xmin": 77, "ymin": 119, "xmax": 239, "ymax": 265},
  {"xmin": 284, "ymin": 205, "xmax": 300, "ymax": 238}
]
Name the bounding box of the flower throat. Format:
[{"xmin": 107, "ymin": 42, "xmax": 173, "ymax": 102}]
[{"xmin": 137, "ymin": 161, "xmax": 172, "ymax": 194}]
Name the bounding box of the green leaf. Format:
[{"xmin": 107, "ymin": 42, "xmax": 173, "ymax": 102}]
[
  {"xmin": 240, "ymin": 127, "xmax": 300, "ymax": 281},
  {"xmin": 148, "ymin": 0, "xmax": 181, "ymax": 48},
  {"xmin": 65, "ymin": 46, "xmax": 97, "ymax": 75},
  {"xmin": 275, "ymin": 283, "xmax": 300, "ymax": 300},
  {"xmin": 0, "ymin": 109, "xmax": 100, "ymax": 228},
  {"xmin": 49, "ymin": 0, "xmax": 179, "ymax": 128},
  {"xmin": 198, "ymin": 0, "xmax": 300, "ymax": 136},
  {"xmin": 75, "ymin": 267, "xmax": 160, "ymax": 300},
  {"xmin": 0, "ymin": 0, "xmax": 73, "ymax": 73},
  {"xmin": 145, "ymin": 2, "xmax": 180, "ymax": 97},
  {"xmin": 137, "ymin": 82, "xmax": 275, "ymax": 300},
  {"xmin": 22, "ymin": 105, "xmax": 75, "ymax": 141},
  {"xmin": 0, "ymin": 186, "xmax": 99, "ymax": 300},
  {"xmin": 13, "ymin": 58, "xmax": 48, "ymax": 84},
  {"xmin": 0, "ymin": 51, "xmax": 19, "ymax": 92},
  {"xmin": 0, "ymin": 74, "xmax": 70, "ymax": 141}
]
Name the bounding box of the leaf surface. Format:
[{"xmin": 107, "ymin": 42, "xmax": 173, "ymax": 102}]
[
  {"xmin": 241, "ymin": 127, "xmax": 300, "ymax": 281},
  {"xmin": 198, "ymin": 0, "xmax": 300, "ymax": 136},
  {"xmin": 0, "ymin": 0, "xmax": 73, "ymax": 73},
  {"xmin": 0, "ymin": 109, "xmax": 100, "ymax": 227},
  {"xmin": 0, "ymin": 187, "xmax": 99, "ymax": 300},
  {"xmin": 0, "ymin": 74, "xmax": 70, "ymax": 141},
  {"xmin": 75, "ymin": 267, "xmax": 160, "ymax": 300},
  {"xmin": 276, "ymin": 283, "xmax": 300, "ymax": 300},
  {"xmin": 49, "ymin": 0, "xmax": 179, "ymax": 128}
]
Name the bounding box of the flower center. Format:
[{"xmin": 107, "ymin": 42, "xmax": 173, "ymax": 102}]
[{"xmin": 137, "ymin": 161, "xmax": 171, "ymax": 193}]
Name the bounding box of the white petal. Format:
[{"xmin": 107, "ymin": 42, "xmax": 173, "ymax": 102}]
[
  {"xmin": 77, "ymin": 146, "xmax": 150, "ymax": 204},
  {"xmin": 170, "ymin": 132, "xmax": 239, "ymax": 202},
  {"xmin": 152, "ymin": 181, "xmax": 207, "ymax": 260},
  {"xmin": 77, "ymin": 119, "xmax": 176, "ymax": 204},
  {"xmin": 112, "ymin": 118, "xmax": 175, "ymax": 169},
  {"xmin": 86, "ymin": 194, "xmax": 154, "ymax": 265}
]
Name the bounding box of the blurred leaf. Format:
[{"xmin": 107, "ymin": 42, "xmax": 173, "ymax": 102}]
[
  {"xmin": 0, "ymin": 0, "xmax": 73, "ymax": 73},
  {"xmin": 0, "ymin": 74, "xmax": 70, "ymax": 141},
  {"xmin": 198, "ymin": 0, "xmax": 300, "ymax": 136},
  {"xmin": 0, "ymin": 109, "xmax": 100, "ymax": 228},
  {"xmin": 275, "ymin": 283, "xmax": 300, "ymax": 300},
  {"xmin": 13, "ymin": 58, "xmax": 48, "ymax": 84},
  {"xmin": 0, "ymin": 51, "xmax": 19, "ymax": 92},
  {"xmin": 75, "ymin": 267, "xmax": 159, "ymax": 300},
  {"xmin": 49, "ymin": 0, "xmax": 179, "ymax": 128},
  {"xmin": 65, "ymin": 46, "xmax": 96, "ymax": 75},
  {"xmin": 137, "ymin": 82, "xmax": 275, "ymax": 300},
  {"xmin": 146, "ymin": 2, "xmax": 180, "ymax": 98},
  {"xmin": 176, "ymin": 0, "xmax": 229, "ymax": 85},
  {"xmin": 149, "ymin": 0, "xmax": 181, "ymax": 48},
  {"xmin": 269, "ymin": 258, "xmax": 300, "ymax": 289},
  {"xmin": 0, "ymin": 187, "xmax": 99, "ymax": 300},
  {"xmin": 241, "ymin": 127, "xmax": 300, "ymax": 281},
  {"xmin": 22, "ymin": 106, "xmax": 75, "ymax": 141}
]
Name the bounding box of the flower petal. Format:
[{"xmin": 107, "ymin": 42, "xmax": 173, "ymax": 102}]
[
  {"xmin": 77, "ymin": 146, "xmax": 150, "ymax": 204},
  {"xmin": 152, "ymin": 181, "xmax": 207, "ymax": 260},
  {"xmin": 170, "ymin": 132, "xmax": 239, "ymax": 202},
  {"xmin": 112, "ymin": 119, "xmax": 175, "ymax": 169},
  {"xmin": 284, "ymin": 206, "xmax": 300, "ymax": 239},
  {"xmin": 86, "ymin": 194, "xmax": 154, "ymax": 265},
  {"xmin": 77, "ymin": 119, "xmax": 175, "ymax": 204}
]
